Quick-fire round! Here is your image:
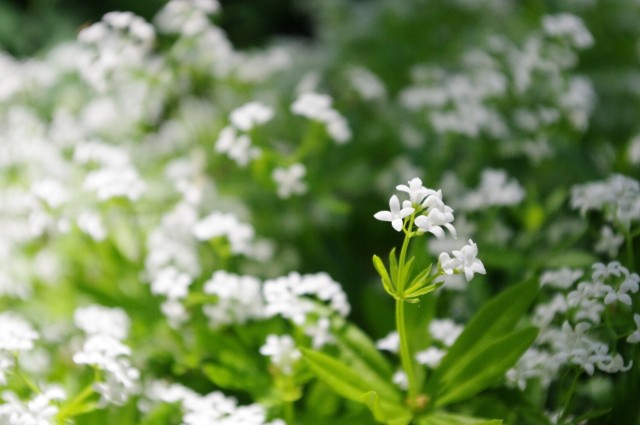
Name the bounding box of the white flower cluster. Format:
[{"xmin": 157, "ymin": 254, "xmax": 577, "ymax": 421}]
[
  {"xmin": 263, "ymin": 272, "xmax": 350, "ymax": 325},
  {"xmin": 216, "ymin": 102, "xmax": 274, "ymax": 167},
  {"xmin": 203, "ymin": 271, "xmax": 264, "ymax": 328},
  {"xmin": 145, "ymin": 381, "xmax": 285, "ymax": 425},
  {"xmin": 73, "ymin": 305, "xmax": 140, "ymax": 406},
  {"xmin": 375, "ymin": 177, "xmax": 456, "ymax": 239},
  {"xmin": 397, "ymin": 13, "xmax": 594, "ymax": 160},
  {"xmin": 570, "ymin": 174, "xmax": 640, "ymax": 229},
  {"xmin": 77, "ymin": 11, "xmax": 156, "ymax": 91},
  {"xmin": 259, "ymin": 334, "xmax": 301, "ymax": 375},
  {"xmin": 200, "ymin": 271, "xmax": 348, "ymax": 349},
  {"xmin": 272, "ymin": 163, "xmax": 307, "ymax": 199},
  {"xmin": 509, "ymin": 262, "xmax": 640, "ymax": 390},
  {"xmin": 0, "ymin": 313, "xmax": 39, "ymax": 385},
  {"xmin": 0, "ymin": 386, "xmax": 66, "ymax": 425},
  {"xmin": 291, "ymin": 92, "xmax": 352, "ymax": 144},
  {"xmin": 459, "ymin": 168, "xmax": 525, "ymax": 211},
  {"xmin": 154, "ymin": 0, "xmax": 220, "ymax": 36}
]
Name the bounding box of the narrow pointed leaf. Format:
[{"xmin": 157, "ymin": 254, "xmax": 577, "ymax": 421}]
[
  {"xmin": 433, "ymin": 327, "xmax": 538, "ymax": 407},
  {"xmin": 362, "ymin": 391, "xmax": 412, "ymax": 424},
  {"xmin": 405, "ymin": 281, "xmax": 443, "ymax": 298},
  {"xmin": 404, "ymin": 263, "xmax": 434, "ymax": 294},
  {"xmin": 389, "ymin": 248, "xmax": 399, "ymax": 287},
  {"xmin": 373, "ymin": 254, "xmax": 396, "ymax": 296},
  {"xmin": 428, "ymin": 279, "xmax": 539, "ymax": 393},
  {"xmin": 418, "ymin": 412, "xmax": 502, "ymax": 425},
  {"xmin": 399, "ymin": 256, "xmax": 415, "ymax": 291},
  {"xmin": 301, "ymin": 348, "xmax": 401, "ymax": 403},
  {"xmin": 336, "ymin": 323, "xmax": 394, "ymax": 379}
]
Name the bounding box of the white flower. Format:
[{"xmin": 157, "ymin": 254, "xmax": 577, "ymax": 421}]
[
  {"xmin": 415, "ymin": 206, "xmax": 456, "ymax": 239},
  {"xmin": 416, "ymin": 347, "xmax": 446, "ymax": 367},
  {"xmin": 77, "ymin": 211, "xmax": 107, "ymax": 242},
  {"xmin": 396, "ymin": 177, "xmax": 433, "ymax": 205},
  {"xmin": 627, "ymin": 314, "xmax": 640, "ymax": 344},
  {"xmin": 594, "ymin": 226, "xmax": 624, "ymax": 258},
  {"xmin": 202, "ymin": 271, "xmax": 264, "ymax": 327},
  {"xmin": 304, "ymin": 318, "xmax": 334, "ymax": 349},
  {"xmin": 392, "ymin": 370, "xmax": 408, "ymax": 390},
  {"xmin": 429, "ymin": 319, "xmax": 463, "ymax": 347},
  {"xmin": 151, "ymin": 266, "xmax": 193, "ymax": 300},
  {"xmin": 542, "ymin": 13, "xmax": 594, "ymax": 49},
  {"xmin": 74, "ymin": 305, "xmax": 130, "ymax": 340},
  {"xmin": 291, "ymin": 92, "xmax": 352, "ymax": 144},
  {"xmin": 0, "ymin": 313, "xmax": 39, "ymax": 352},
  {"xmin": 374, "ymin": 195, "xmax": 414, "ymax": 232},
  {"xmin": 259, "ymin": 334, "xmax": 300, "ymax": 375},
  {"xmin": 540, "ymin": 268, "xmax": 583, "ymax": 289},
  {"xmin": 272, "ymin": 164, "xmax": 307, "ymax": 198},
  {"xmin": 229, "ymin": 101, "xmax": 274, "ymax": 131},
  {"xmin": 375, "ymin": 331, "xmax": 399, "ymax": 353},
  {"xmin": 0, "ymin": 388, "xmax": 66, "ymax": 425},
  {"xmin": 214, "ymin": 126, "xmax": 262, "ymax": 167},
  {"xmin": 440, "ymin": 240, "xmax": 486, "ymax": 281},
  {"xmin": 193, "ymin": 211, "xmax": 255, "ymax": 255}
]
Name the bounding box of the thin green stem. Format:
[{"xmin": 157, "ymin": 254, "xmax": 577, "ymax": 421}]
[
  {"xmin": 559, "ymin": 368, "xmax": 582, "ymax": 423},
  {"xmin": 624, "ymin": 230, "xmax": 636, "ymax": 271},
  {"xmin": 13, "ymin": 354, "xmax": 40, "ymax": 394},
  {"xmin": 397, "ymin": 214, "xmax": 416, "ymax": 294},
  {"xmin": 396, "ymin": 299, "xmax": 416, "ymax": 402},
  {"xmin": 284, "ymin": 400, "xmax": 295, "ymax": 425},
  {"xmin": 56, "ymin": 383, "xmax": 95, "ymax": 421}
]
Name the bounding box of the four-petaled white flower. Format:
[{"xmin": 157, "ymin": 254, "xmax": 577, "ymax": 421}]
[
  {"xmin": 439, "ymin": 240, "xmax": 486, "ymax": 281},
  {"xmin": 452, "ymin": 239, "xmax": 486, "ymax": 281},
  {"xmin": 396, "ymin": 177, "xmax": 434, "ymax": 205},
  {"xmin": 374, "ymin": 195, "xmax": 414, "ymax": 232}
]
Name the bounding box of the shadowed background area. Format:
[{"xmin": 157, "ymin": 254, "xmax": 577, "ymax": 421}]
[{"xmin": 0, "ymin": 0, "xmax": 312, "ymax": 56}]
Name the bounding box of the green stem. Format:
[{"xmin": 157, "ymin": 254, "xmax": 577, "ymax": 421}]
[
  {"xmin": 284, "ymin": 400, "xmax": 295, "ymax": 425},
  {"xmin": 625, "ymin": 230, "xmax": 636, "ymax": 271},
  {"xmin": 13, "ymin": 354, "xmax": 40, "ymax": 394},
  {"xmin": 396, "ymin": 299, "xmax": 416, "ymax": 402},
  {"xmin": 56, "ymin": 380, "xmax": 96, "ymax": 422},
  {"xmin": 397, "ymin": 214, "xmax": 416, "ymax": 294},
  {"xmin": 559, "ymin": 368, "xmax": 581, "ymax": 423}
]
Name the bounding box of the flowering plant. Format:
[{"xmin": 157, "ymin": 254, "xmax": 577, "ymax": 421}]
[{"xmin": 0, "ymin": 1, "xmax": 639, "ymax": 424}]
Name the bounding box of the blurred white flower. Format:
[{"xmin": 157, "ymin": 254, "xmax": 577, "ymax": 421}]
[
  {"xmin": 416, "ymin": 347, "xmax": 446, "ymax": 367},
  {"xmin": 375, "ymin": 331, "xmax": 399, "ymax": 353},
  {"xmin": 291, "ymin": 92, "xmax": 351, "ymax": 144},
  {"xmin": 627, "ymin": 314, "xmax": 640, "ymax": 344},
  {"xmin": 229, "ymin": 101, "xmax": 274, "ymax": 131},
  {"xmin": 542, "ymin": 13, "xmax": 594, "ymax": 49},
  {"xmin": 74, "ymin": 305, "xmax": 130, "ymax": 340},
  {"xmin": 0, "ymin": 313, "xmax": 39, "ymax": 352},
  {"xmin": 259, "ymin": 334, "xmax": 301, "ymax": 375},
  {"xmin": 272, "ymin": 163, "xmax": 307, "ymax": 199}
]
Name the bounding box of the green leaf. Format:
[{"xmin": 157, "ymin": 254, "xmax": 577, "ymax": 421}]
[
  {"xmin": 418, "ymin": 411, "xmax": 502, "ymax": 425},
  {"xmin": 363, "ymin": 391, "xmax": 412, "ymax": 425},
  {"xmin": 389, "ymin": 248, "xmax": 399, "ymax": 286},
  {"xmin": 434, "ymin": 327, "xmax": 538, "ymax": 407},
  {"xmin": 404, "ymin": 263, "xmax": 434, "ymax": 294},
  {"xmin": 373, "ymin": 254, "xmax": 396, "ymax": 297},
  {"xmin": 399, "ymin": 256, "xmax": 415, "ymax": 291},
  {"xmin": 337, "ymin": 322, "xmax": 395, "ymax": 379},
  {"xmin": 404, "ymin": 281, "xmax": 443, "ymax": 298},
  {"xmin": 428, "ymin": 279, "xmax": 539, "ymax": 394},
  {"xmin": 301, "ymin": 348, "xmax": 402, "ymax": 404}
]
